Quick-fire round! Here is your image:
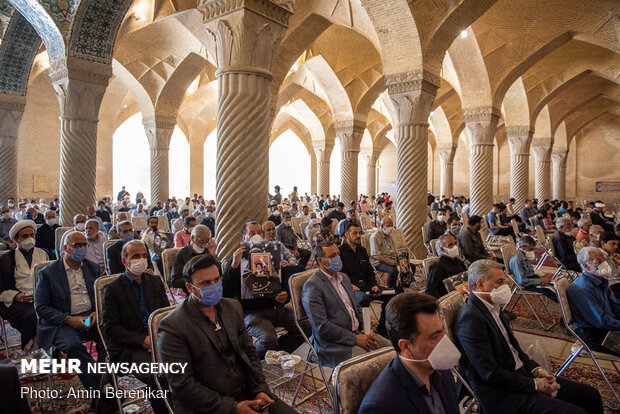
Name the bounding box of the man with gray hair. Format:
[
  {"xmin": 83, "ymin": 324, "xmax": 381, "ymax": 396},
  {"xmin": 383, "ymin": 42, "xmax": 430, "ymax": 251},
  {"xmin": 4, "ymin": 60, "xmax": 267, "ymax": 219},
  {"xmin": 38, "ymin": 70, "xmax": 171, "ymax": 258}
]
[
  {"xmin": 588, "ymin": 225, "xmax": 604, "ymax": 248},
  {"xmin": 509, "ymin": 236, "xmax": 556, "ymax": 301},
  {"xmin": 552, "ymin": 217, "xmax": 580, "ymax": 271},
  {"xmin": 425, "ymin": 233, "xmax": 466, "ymax": 299},
  {"xmin": 567, "ymin": 246, "xmax": 620, "ymax": 356},
  {"xmin": 369, "ymin": 217, "xmax": 399, "ymax": 283},
  {"xmin": 170, "ymin": 224, "xmax": 218, "ymax": 289},
  {"xmin": 455, "ymin": 260, "xmax": 602, "ymax": 414},
  {"xmin": 576, "ymin": 218, "xmax": 591, "ymax": 244}
]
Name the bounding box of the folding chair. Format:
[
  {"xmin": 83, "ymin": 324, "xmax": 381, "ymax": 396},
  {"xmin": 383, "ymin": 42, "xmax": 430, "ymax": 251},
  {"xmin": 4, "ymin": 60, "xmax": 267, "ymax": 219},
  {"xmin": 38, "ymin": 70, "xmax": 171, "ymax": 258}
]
[
  {"xmin": 392, "ymin": 228, "xmax": 424, "ymax": 272},
  {"xmin": 307, "ymin": 228, "xmax": 319, "ymax": 251},
  {"xmin": 554, "ymin": 277, "xmax": 620, "ymax": 403},
  {"xmin": 158, "ymin": 216, "xmax": 170, "ymax": 232},
  {"xmin": 54, "ymin": 226, "xmax": 72, "ymax": 259},
  {"xmin": 148, "ymin": 305, "xmax": 177, "ymax": 414},
  {"xmin": 421, "ymin": 226, "xmax": 430, "ymax": 253},
  {"xmin": 429, "ymin": 238, "xmax": 439, "ymax": 256},
  {"xmin": 162, "ymin": 247, "xmax": 181, "ymax": 301},
  {"xmin": 437, "ymin": 291, "xmax": 479, "ymax": 413},
  {"xmin": 331, "ymin": 347, "xmax": 396, "ymax": 414},
  {"xmin": 289, "ymin": 270, "xmax": 333, "ymax": 411},
  {"xmin": 94, "ymin": 274, "xmax": 124, "ymax": 413},
  {"xmin": 360, "ymin": 214, "xmax": 375, "ymax": 233},
  {"xmin": 131, "ymin": 216, "xmax": 148, "ymax": 232},
  {"xmin": 422, "ymin": 256, "xmax": 438, "ymax": 278},
  {"xmin": 500, "ymin": 245, "xmax": 556, "ymax": 331},
  {"xmin": 431, "ymin": 210, "xmax": 438, "ymax": 220},
  {"xmin": 291, "ymin": 217, "xmax": 303, "ymax": 236}
]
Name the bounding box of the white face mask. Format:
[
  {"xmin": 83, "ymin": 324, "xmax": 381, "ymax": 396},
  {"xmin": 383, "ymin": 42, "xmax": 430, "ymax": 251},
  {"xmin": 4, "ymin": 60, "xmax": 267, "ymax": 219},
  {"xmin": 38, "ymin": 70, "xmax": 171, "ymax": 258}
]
[
  {"xmin": 127, "ymin": 258, "xmax": 148, "ymax": 275},
  {"xmin": 20, "ymin": 237, "xmax": 35, "ymax": 251},
  {"xmin": 3, "ymin": 212, "xmax": 10, "ymax": 220},
  {"xmin": 284, "ymin": 220, "xmax": 292, "ymax": 227},
  {"xmin": 437, "ymin": 215, "xmax": 445, "ymax": 222},
  {"xmin": 249, "ymin": 234, "xmax": 263, "ymax": 244},
  {"xmin": 75, "ymin": 223, "xmax": 86, "ymax": 231},
  {"xmin": 524, "ymin": 250, "xmax": 536, "ymax": 261},
  {"xmin": 589, "ymin": 261, "xmax": 612, "ymax": 278},
  {"xmin": 192, "ymin": 242, "xmax": 205, "ymax": 255},
  {"xmin": 273, "ymin": 211, "xmax": 280, "ymax": 216},
  {"xmin": 475, "ymin": 284, "xmax": 512, "ymax": 305},
  {"xmin": 400, "ymin": 335, "xmax": 461, "ymax": 370},
  {"xmin": 443, "ymin": 245, "xmax": 459, "ymax": 258},
  {"xmin": 46, "ymin": 218, "xmax": 57, "ymax": 226},
  {"xmin": 382, "ymin": 226, "xmax": 393, "ymax": 235},
  {"xmin": 7, "ymin": 203, "xmax": 14, "ymax": 208}
]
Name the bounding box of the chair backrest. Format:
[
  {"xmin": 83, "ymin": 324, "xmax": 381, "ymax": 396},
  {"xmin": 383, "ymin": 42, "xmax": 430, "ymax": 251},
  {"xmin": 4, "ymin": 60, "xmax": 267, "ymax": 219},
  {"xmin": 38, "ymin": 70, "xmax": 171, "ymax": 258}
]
[
  {"xmin": 422, "ymin": 256, "xmax": 438, "ymax": 276},
  {"xmin": 54, "ymin": 226, "xmax": 72, "ymax": 254},
  {"xmin": 510, "ymin": 219, "xmax": 519, "ymax": 236},
  {"xmin": 132, "ymin": 216, "xmax": 148, "ymax": 231},
  {"xmin": 158, "ymin": 216, "xmax": 170, "ymax": 232},
  {"xmin": 103, "ymin": 240, "xmax": 117, "ymax": 274},
  {"xmin": 162, "ymin": 247, "xmax": 182, "ymax": 284},
  {"xmin": 195, "ymin": 214, "xmax": 204, "ymax": 223},
  {"xmin": 554, "ymin": 277, "xmax": 573, "ymax": 325},
  {"xmin": 443, "ymin": 271, "xmax": 469, "ymax": 295},
  {"xmin": 431, "ymin": 210, "xmax": 437, "ymax": 220},
  {"xmin": 331, "ymin": 219, "xmax": 339, "ymax": 235},
  {"xmin": 148, "ymin": 305, "xmax": 177, "ymax": 363},
  {"xmin": 573, "ymin": 240, "xmax": 585, "ymax": 254},
  {"xmin": 291, "ymin": 217, "xmax": 303, "ymax": 235},
  {"xmin": 500, "ymin": 244, "xmax": 517, "ymax": 271},
  {"xmin": 31, "ymin": 260, "xmax": 54, "ymax": 292},
  {"xmin": 421, "ymin": 226, "xmax": 429, "ymax": 245},
  {"xmin": 308, "ymin": 228, "xmax": 319, "ymax": 250},
  {"xmin": 360, "ymin": 214, "xmax": 373, "ymax": 232},
  {"xmin": 535, "ymin": 225, "xmax": 546, "ymax": 245},
  {"xmin": 332, "ymin": 347, "xmax": 396, "ymax": 414},
  {"xmin": 391, "ymin": 228, "xmax": 406, "ymax": 250},
  {"xmin": 94, "ymin": 274, "xmax": 121, "ymax": 351},
  {"xmin": 438, "ymin": 291, "xmax": 464, "ymax": 342},
  {"xmin": 289, "ymin": 269, "xmax": 316, "ymax": 322},
  {"xmin": 429, "ymin": 238, "xmax": 439, "ymax": 256},
  {"xmin": 360, "ymin": 233, "xmax": 372, "ymax": 254},
  {"xmin": 546, "ymin": 233, "xmax": 557, "ymax": 257}
]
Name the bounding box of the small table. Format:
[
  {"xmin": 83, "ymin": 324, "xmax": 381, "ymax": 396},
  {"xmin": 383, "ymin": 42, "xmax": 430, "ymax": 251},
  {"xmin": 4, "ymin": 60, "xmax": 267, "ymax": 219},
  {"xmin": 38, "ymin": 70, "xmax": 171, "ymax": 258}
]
[{"xmin": 261, "ymin": 359, "xmax": 326, "ymax": 411}]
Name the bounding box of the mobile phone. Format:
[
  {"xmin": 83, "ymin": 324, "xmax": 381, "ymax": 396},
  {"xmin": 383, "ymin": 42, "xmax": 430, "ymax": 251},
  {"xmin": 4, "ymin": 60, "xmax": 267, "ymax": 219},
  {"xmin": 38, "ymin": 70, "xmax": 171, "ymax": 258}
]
[
  {"xmin": 258, "ymin": 402, "xmax": 272, "ymax": 412},
  {"xmin": 84, "ymin": 317, "xmax": 91, "ymax": 327}
]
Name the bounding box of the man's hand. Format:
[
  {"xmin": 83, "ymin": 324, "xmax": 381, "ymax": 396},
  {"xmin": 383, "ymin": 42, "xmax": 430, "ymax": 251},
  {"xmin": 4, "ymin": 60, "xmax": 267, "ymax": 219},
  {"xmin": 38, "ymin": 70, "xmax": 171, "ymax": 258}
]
[
  {"xmin": 612, "ymin": 252, "xmax": 620, "ymax": 264},
  {"xmin": 207, "ymin": 238, "xmax": 217, "ymax": 256},
  {"xmin": 351, "ymin": 284, "xmax": 360, "ymax": 291},
  {"xmin": 540, "ymin": 276, "xmax": 551, "ymax": 285},
  {"xmin": 65, "ymin": 315, "xmax": 88, "ymax": 330},
  {"xmin": 255, "ymin": 392, "xmax": 274, "ymax": 406},
  {"xmin": 232, "ymin": 247, "xmax": 246, "ymax": 269},
  {"xmin": 291, "ymin": 249, "xmax": 300, "ymax": 259},
  {"xmin": 145, "ymin": 268, "xmax": 154, "ymax": 274},
  {"xmin": 370, "ymin": 286, "xmax": 381, "ymax": 296},
  {"xmin": 535, "ymin": 377, "xmax": 560, "ymax": 397},
  {"xmin": 355, "ymin": 333, "xmax": 378, "ymax": 351},
  {"xmin": 274, "ymin": 291, "xmax": 288, "ymax": 304},
  {"xmin": 14, "ymin": 292, "xmax": 33, "ymax": 304},
  {"xmin": 236, "ymin": 400, "xmax": 261, "ymax": 414},
  {"xmin": 142, "ymin": 335, "xmax": 151, "ymax": 352}
]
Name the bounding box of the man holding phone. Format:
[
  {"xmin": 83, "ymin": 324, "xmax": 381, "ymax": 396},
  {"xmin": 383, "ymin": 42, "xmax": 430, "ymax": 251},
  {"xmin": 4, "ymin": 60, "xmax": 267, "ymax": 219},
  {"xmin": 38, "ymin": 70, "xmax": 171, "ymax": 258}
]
[{"xmin": 35, "ymin": 231, "xmax": 106, "ymax": 394}]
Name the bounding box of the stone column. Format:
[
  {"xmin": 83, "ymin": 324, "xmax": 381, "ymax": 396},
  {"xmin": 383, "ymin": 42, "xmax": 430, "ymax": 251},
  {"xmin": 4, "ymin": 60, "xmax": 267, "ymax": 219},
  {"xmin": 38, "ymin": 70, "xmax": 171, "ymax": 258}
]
[
  {"xmin": 552, "ymin": 147, "xmax": 568, "ymax": 200},
  {"xmin": 189, "ymin": 134, "xmax": 205, "ymax": 196},
  {"xmin": 310, "ymin": 155, "xmax": 317, "ymax": 194},
  {"xmin": 464, "ymin": 107, "xmax": 500, "ymax": 216},
  {"xmin": 314, "ymin": 143, "xmax": 333, "ymax": 196},
  {"xmin": 200, "ymin": 0, "xmax": 292, "ymax": 259},
  {"xmin": 437, "ymin": 144, "xmax": 456, "ymax": 198},
  {"xmin": 334, "ymin": 120, "xmax": 365, "ymax": 204},
  {"xmin": 50, "ymin": 58, "xmax": 112, "ymax": 227},
  {"xmin": 531, "ymin": 138, "xmax": 552, "ymax": 201},
  {"xmin": 143, "ymin": 117, "xmax": 175, "ymax": 202},
  {"xmin": 366, "ymin": 150, "xmax": 380, "ymax": 196},
  {"xmin": 0, "ymin": 96, "xmax": 25, "ymax": 202},
  {"xmin": 507, "ymin": 125, "xmax": 533, "ymax": 210},
  {"xmin": 386, "ymin": 71, "xmax": 438, "ymax": 257}
]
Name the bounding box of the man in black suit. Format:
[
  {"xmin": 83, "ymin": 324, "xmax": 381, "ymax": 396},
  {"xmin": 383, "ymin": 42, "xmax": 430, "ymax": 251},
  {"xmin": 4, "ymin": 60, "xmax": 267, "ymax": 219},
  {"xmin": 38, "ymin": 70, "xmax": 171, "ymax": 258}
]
[
  {"xmin": 102, "ymin": 240, "xmax": 171, "ymax": 414},
  {"xmin": 158, "ymin": 254, "xmax": 296, "ymax": 414},
  {"xmin": 590, "ymin": 202, "xmax": 614, "ymax": 232},
  {"xmin": 105, "ymin": 220, "xmax": 153, "ymax": 274},
  {"xmin": 359, "ymin": 293, "xmax": 460, "ymax": 413},
  {"xmin": 170, "ymin": 224, "xmax": 217, "ymax": 289},
  {"xmin": 35, "ymin": 210, "xmax": 59, "ymax": 255},
  {"xmin": 35, "ymin": 231, "xmax": 105, "ymax": 392},
  {"xmin": 454, "ymin": 259, "xmax": 602, "ymax": 414},
  {"xmin": 552, "ymin": 217, "xmax": 581, "ymax": 271}
]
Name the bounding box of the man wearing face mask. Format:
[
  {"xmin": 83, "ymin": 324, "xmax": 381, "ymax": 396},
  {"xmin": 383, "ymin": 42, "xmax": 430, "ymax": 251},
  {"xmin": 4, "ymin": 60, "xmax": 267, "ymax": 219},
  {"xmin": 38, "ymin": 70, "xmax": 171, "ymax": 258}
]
[
  {"xmin": 102, "ymin": 240, "xmax": 172, "ymax": 414},
  {"xmin": 444, "ymin": 216, "xmax": 462, "ymax": 238},
  {"xmin": 425, "ymin": 234, "xmax": 467, "ymax": 299},
  {"xmin": 458, "ymin": 215, "xmax": 495, "ymax": 264},
  {"xmin": 313, "ymin": 216, "xmax": 338, "ymax": 246},
  {"xmin": 568, "ymin": 247, "xmax": 620, "ymax": 355},
  {"xmin": 599, "ymin": 232, "xmax": 620, "ymax": 297},
  {"xmin": 590, "ymin": 202, "xmax": 614, "ymax": 232},
  {"xmin": 142, "ymin": 216, "xmax": 166, "ymax": 275},
  {"xmin": 35, "ymin": 231, "xmax": 107, "ymax": 396},
  {"xmin": 34, "ymin": 210, "xmax": 59, "ymax": 256},
  {"xmin": 73, "ymin": 214, "xmax": 87, "ymax": 232},
  {"xmin": 222, "ymin": 222, "xmax": 304, "ymax": 357},
  {"xmin": 303, "ymin": 241, "xmax": 391, "ymax": 367},
  {"xmin": 455, "ymin": 260, "xmax": 602, "ymax": 414},
  {"xmin": 198, "ymin": 204, "xmax": 216, "ymax": 236},
  {"xmin": 84, "ymin": 219, "xmax": 107, "ymax": 274},
  {"xmin": 427, "ymin": 208, "xmax": 448, "ymax": 241},
  {"xmin": 552, "ymin": 217, "xmax": 581, "ymax": 271},
  {"xmin": 276, "ymin": 211, "xmax": 311, "ymax": 268},
  {"xmin": 338, "ymin": 206, "xmax": 362, "ymax": 238},
  {"xmin": 159, "ymin": 254, "xmax": 297, "ymax": 414},
  {"xmin": 174, "ymin": 216, "xmax": 197, "ymax": 248},
  {"xmin": 303, "ymin": 212, "xmax": 320, "ymax": 240},
  {"xmin": 369, "ymin": 217, "xmax": 400, "ymax": 285},
  {"xmin": 508, "ymin": 236, "xmax": 557, "ymax": 301},
  {"xmin": 359, "ymin": 293, "xmax": 460, "ymax": 414},
  {"xmin": 170, "ymin": 225, "xmax": 218, "ymax": 290},
  {"xmin": 0, "ymin": 220, "xmax": 49, "ymax": 350},
  {"xmin": 0, "ymin": 204, "xmax": 17, "ymax": 251},
  {"xmin": 106, "ymin": 221, "xmax": 154, "ymax": 275},
  {"xmin": 267, "ymin": 204, "xmax": 282, "ymax": 226}
]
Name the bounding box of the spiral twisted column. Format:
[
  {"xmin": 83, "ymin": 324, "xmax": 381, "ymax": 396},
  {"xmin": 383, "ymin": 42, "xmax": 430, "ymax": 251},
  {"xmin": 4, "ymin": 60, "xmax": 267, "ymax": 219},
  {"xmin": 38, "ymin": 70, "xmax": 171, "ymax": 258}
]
[
  {"xmin": 200, "ymin": 0, "xmax": 292, "ymax": 259},
  {"xmin": 532, "ymin": 138, "xmax": 553, "ymax": 201},
  {"xmin": 386, "ymin": 71, "xmax": 438, "ymax": 258},
  {"xmin": 310, "ymin": 156, "xmax": 317, "ymax": 194},
  {"xmin": 314, "ymin": 143, "xmax": 333, "ymax": 196},
  {"xmin": 507, "ymin": 126, "xmax": 533, "ymax": 210},
  {"xmin": 0, "ymin": 97, "xmax": 25, "ymax": 202},
  {"xmin": 552, "ymin": 147, "xmax": 568, "ymax": 200},
  {"xmin": 437, "ymin": 144, "xmax": 456, "ymax": 198},
  {"xmin": 464, "ymin": 107, "xmax": 500, "ymax": 216},
  {"xmin": 50, "ymin": 58, "xmax": 112, "ymax": 227},
  {"xmin": 335, "ymin": 120, "xmax": 365, "ymax": 205},
  {"xmin": 366, "ymin": 152, "xmax": 379, "ymax": 196},
  {"xmin": 144, "ymin": 118, "xmax": 175, "ymax": 203}
]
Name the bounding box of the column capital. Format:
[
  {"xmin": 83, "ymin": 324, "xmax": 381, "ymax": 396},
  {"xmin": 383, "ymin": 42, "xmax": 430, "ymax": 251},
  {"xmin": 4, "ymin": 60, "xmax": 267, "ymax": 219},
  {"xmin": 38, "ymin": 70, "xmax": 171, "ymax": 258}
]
[
  {"xmin": 436, "ymin": 143, "xmax": 457, "ymax": 163},
  {"xmin": 200, "ymin": 0, "xmax": 293, "ymax": 76},
  {"xmin": 143, "ymin": 116, "xmax": 176, "ymax": 149},
  {"xmin": 313, "ymin": 141, "xmax": 334, "ymax": 161},
  {"xmin": 551, "ymin": 147, "xmax": 568, "ymax": 165},
  {"xmin": 463, "ymin": 106, "xmax": 501, "ymax": 123},
  {"xmin": 0, "ymin": 94, "xmax": 26, "ymax": 137},
  {"xmin": 464, "ymin": 106, "xmax": 500, "ymax": 146},
  {"xmin": 385, "ymin": 70, "xmax": 440, "ymax": 96},
  {"xmin": 333, "ymin": 120, "xmax": 365, "ymax": 152},
  {"xmin": 531, "ymin": 138, "xmax": 553, "ymax": 149},
  {"xmin": 531, "ymin": 138, "xmax": 553, "ymax": 161},
  {"xmin": 506, "ymin": 125, "xmax": 533, "ymax": 155}
]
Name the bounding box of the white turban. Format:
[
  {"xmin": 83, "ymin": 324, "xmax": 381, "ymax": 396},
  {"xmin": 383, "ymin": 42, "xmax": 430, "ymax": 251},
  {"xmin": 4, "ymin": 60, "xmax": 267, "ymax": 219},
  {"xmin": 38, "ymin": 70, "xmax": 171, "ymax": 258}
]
[{"xmin": 9, "ymin": 220, "xmax": 36, "ymax": 241}]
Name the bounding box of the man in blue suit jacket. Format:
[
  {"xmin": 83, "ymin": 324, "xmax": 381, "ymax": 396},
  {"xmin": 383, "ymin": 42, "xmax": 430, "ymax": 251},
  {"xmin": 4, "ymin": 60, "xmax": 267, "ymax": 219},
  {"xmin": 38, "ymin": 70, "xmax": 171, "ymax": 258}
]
[
  {"xmin": 35, "ymin": 231, "xmax": 106, "ymax": 391},
  {"xmin": 359, "ymin": 292, "xmax": 460, "ymax": 414},
  {"xmin": 302, "ymin": 241, "xmax": 390, "ymax": 368},
  {"xmin": 454, "ymin": 260, "xmax": 602, "ymax": 414}
]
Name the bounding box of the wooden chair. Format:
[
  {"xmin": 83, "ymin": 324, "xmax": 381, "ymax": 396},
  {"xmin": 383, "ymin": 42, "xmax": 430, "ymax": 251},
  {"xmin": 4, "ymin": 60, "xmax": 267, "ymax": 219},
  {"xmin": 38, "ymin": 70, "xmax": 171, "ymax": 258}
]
[{"xmin": 148, "ymin": 305, "xmax": 177, "ymax": 414}]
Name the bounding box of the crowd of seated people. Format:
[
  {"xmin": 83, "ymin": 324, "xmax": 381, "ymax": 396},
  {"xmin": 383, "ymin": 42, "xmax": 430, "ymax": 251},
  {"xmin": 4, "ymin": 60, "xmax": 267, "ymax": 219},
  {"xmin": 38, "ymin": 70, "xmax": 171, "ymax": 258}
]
[{"xmin": 1, "ymin": 190, "xmax": 619, "ymax": 413}]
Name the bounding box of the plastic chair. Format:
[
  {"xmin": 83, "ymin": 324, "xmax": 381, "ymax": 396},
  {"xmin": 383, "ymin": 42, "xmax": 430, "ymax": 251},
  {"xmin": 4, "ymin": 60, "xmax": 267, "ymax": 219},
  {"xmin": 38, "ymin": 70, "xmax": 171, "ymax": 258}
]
[
  {"xmin": 422, "ymin": 257, "xmax": 438, "ymax": 277},
  {"xmin": 148, "ymin": 305, "xmax": 177, "ymax": 414},
  {"xmin": 131, "ymin": 216, "xmax": 148, "ymax": 231}
]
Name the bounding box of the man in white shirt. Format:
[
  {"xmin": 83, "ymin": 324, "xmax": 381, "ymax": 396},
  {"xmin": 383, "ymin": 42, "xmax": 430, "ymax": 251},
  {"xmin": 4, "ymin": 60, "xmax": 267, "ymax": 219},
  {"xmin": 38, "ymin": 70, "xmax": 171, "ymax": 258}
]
[
  {"xmin": 85, "ymin": 219, "xmax": 107, "ymax": 274},
  {"xmin": 131, "ymin": 202, "xmax": 147, "ymax": 217}
]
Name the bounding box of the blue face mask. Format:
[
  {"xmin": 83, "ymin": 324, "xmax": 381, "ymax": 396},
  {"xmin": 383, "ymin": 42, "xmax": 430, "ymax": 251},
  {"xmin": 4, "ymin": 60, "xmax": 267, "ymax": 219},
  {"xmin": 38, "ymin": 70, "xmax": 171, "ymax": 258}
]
[
  {"xmin": 70, "ymin": 247, "xmax": 87, "ymax": 262},
  {"xmin": 122, "ymin": 232, "xmax": 134, "ymax": 242},
  {"xmin": 324, "ymin": 256, "xmax": 343, "ymax": 273},
  {"xmin": 25, "ymin": 213, "xmax": 32, "ymax": 220},
  {"xmin": 205, "ymin": 212, "xmax": 213, "ymax": 218},
  {"xmin": 193, "ymin": 281, "xmax": 223, "ymax": 306}
]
